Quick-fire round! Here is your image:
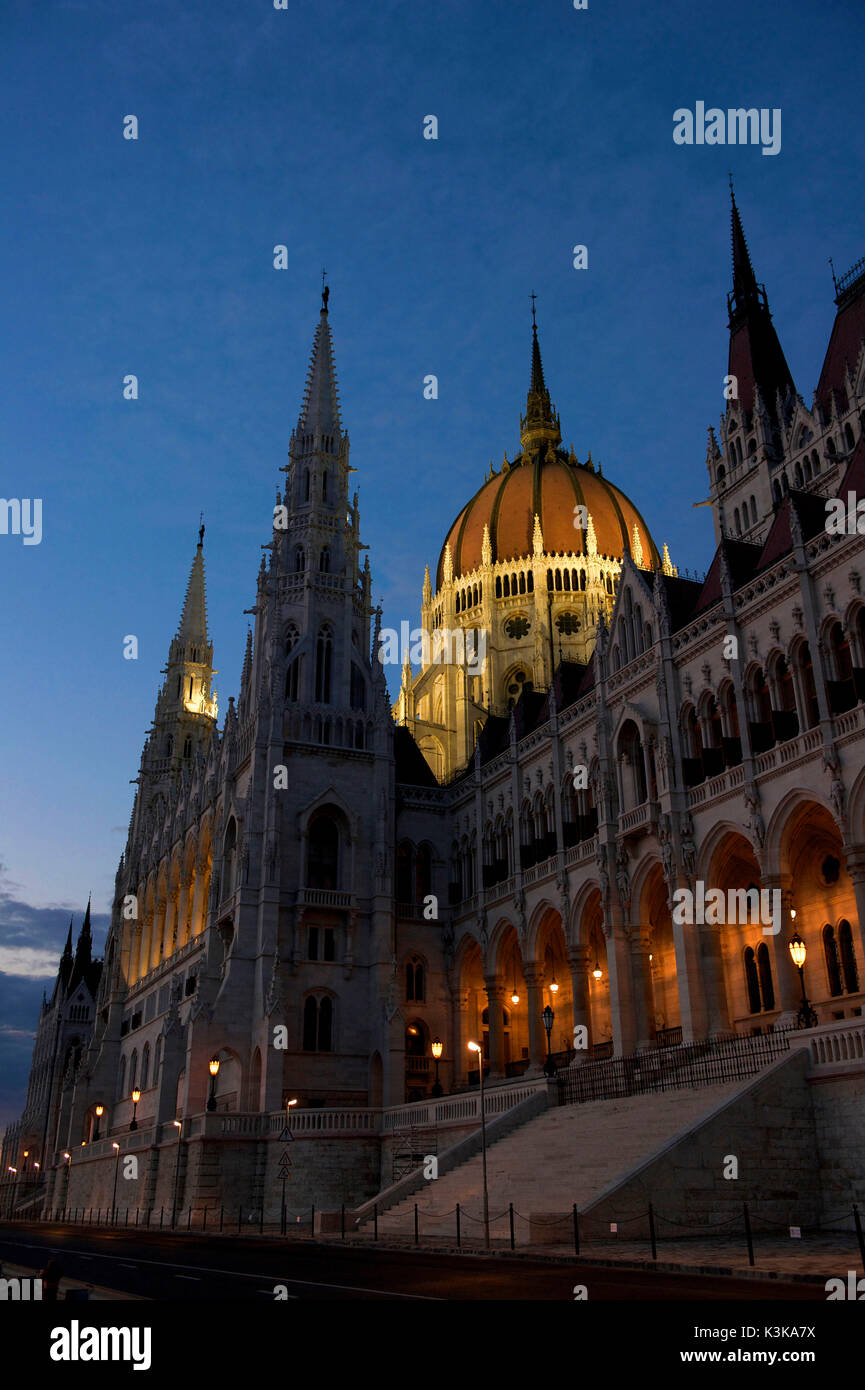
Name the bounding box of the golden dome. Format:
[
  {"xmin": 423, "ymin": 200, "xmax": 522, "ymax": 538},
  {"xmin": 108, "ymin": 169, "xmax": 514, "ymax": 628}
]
[
  {"xmin": 436, "ymin": 317, "xmax": 660, "ymax": 589},
  {"xmin": 437, "ymin": 448, "xmax": 660, "ymax": 589}
]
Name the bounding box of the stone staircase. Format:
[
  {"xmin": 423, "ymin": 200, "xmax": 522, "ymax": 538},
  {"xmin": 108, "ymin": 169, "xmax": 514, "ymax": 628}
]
[{"xmin": 367, "ymin": 1082, "xmax": 741, "ymax": 1242}]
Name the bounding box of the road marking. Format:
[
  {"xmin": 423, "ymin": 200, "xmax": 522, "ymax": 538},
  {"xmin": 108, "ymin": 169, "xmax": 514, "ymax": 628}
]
[
  {"xmin": 174, "ymin": 1275, "xmax": 200, "ymax": 1281},
  {"xmin": 0, "ymin": 1241, "xmax": 443, "ymax": 1300}
]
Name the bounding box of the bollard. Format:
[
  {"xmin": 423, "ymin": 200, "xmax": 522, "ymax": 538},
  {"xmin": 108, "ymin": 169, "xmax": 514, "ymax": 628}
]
[
  {"xmin": 743, "ymin": 1202, "xmax": 755, "ymax": 1267},
  {"xmin": 509, "ymin": 1203, "xmax": 515, "ymax": 1251},
  {"xmin": 648, "ymin": 1202, "xmax": 657, "ymax": 1261}
]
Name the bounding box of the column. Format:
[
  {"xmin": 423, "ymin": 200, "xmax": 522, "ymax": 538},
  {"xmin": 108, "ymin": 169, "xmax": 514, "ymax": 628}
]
[
  {"xmin": 523, "ymin": 965, "xmax": 547, "ymax": 1071},
  {"xmin": 484, "ymin": 976, "xmax": 507, "ymax": 1079},
  {"xmin": 566, "ymin": 947, "xmax": 591, "ymax": 1058},
  {"xmin": 451, "ymin": 987, "xmax": 471, "ymax": 1088},
  {"xmin": 176, "ymin": 874, "xmax": 191, "ymax": 950},
  {"xmin": 606, "ymin": 925, "xmax": 637, "ymax": 1057},
  {"xmin": 138, "ymin": 909, "xmax": 153, "ymax": 980},
  {"xmin": 628, "ymin": 926, "xmax": 655, "ymax": 1052}
]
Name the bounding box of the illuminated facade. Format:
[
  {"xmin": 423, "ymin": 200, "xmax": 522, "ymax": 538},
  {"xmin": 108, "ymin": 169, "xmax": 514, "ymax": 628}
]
[{"xmin": 5, "ymin": 193, "xmax": 865, "ymax": 1220}]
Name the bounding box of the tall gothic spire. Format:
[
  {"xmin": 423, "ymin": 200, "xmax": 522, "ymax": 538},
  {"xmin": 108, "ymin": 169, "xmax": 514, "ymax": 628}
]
[
  {"xmin": 726, "ymin": 185, "xmax": 795, "ymax": 427},
  {"xmin": 520, "ymin": 303, "xmax": 561, "ymax": 453},
  {"xmin": 176, "ymin": 522, "xmax": 209, "ymax": 646},
  {"xmin": 297, "ymin": 286, "xmax": 342, "ymax": 439}
]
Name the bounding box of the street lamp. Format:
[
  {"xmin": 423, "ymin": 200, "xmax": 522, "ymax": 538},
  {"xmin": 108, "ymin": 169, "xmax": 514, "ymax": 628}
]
[
  {"xmin": 207, "ymin": 1058, "xmax": 220, "ymax": 1112},
  {"xmin": 94, "ymin": 1104, "xmax": 104, "ymax": 1142},
  {"xmin": 22, "ymin": 1150, "xmax": 29, "ymax": 1173},
  {"xmin": 467, "ymin": 1041, "xmax": 490, "ymax": 1250},
  {"xmin": 110, "ymin": 1143, "xmax": 121, "ymax": 1224},
  {"xmin": 542, "ymin": 1004, "xmax": 556, "ymax": 1076},
  {"xmin": 788, "ymin": 932, "xmax": 818, "ymax": 1029},
  {"xmin": 592, "ymin": 960, "xmax": 603, "ymax": 981},
  {"xmin": 431, "ymin": 1038, "xmax": 443, "ymax": 1098},
  {"xmin": 130, "ymin": 1088, "xmax": 141, "ymax": 1131},
  {"xmin": 63, "ymin": 1153, "xmax": 71, "ymax": 1220},
  {"xmin": 171, "ymin": 1120, "xmax": 183, "ymax": 1228},
  {"xmin": 7, "ymin": 1167, "xmax": 17, "ymax": 1220}
]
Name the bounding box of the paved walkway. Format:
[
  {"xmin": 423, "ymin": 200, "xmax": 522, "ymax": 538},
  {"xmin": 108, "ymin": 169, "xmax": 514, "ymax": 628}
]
[{"xmin": 329, "ymin": 1230, "xmax": 864, "ymax": 1282}]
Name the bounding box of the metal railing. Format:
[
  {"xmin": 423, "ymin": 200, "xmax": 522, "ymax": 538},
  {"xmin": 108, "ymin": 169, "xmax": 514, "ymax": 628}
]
[{"xmin": 558, "ymin": 1027, "xmax": 794, "ymax": 1105}]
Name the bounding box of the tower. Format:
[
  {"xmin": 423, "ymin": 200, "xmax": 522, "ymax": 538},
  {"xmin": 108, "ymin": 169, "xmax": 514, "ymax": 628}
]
[{"xmin": 709, "ymin": 186, "xmax": 797, "ymax": 545}]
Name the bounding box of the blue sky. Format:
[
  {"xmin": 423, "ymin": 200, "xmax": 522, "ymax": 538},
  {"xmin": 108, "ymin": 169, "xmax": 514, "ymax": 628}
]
[{"xmin": 1, "ymin": 0, "xmax": 863, "ymax": 1124}]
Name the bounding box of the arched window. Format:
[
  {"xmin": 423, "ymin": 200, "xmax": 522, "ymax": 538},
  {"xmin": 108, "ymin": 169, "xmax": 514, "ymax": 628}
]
[
  {"xmin": 165, "ymin": 734, "xmax": 174, "ymax": 757},
  {"xmin": 319, "ymin": 547, "xmax": 331, "ymax": 573},
  {"xmin": 154, "ymin": 1036, "xmax": 162, "ymax": 1088},
  {"xmin": 141, "ymin": 1042, "xmax": 150, "ymax": 1090},
  {"xmin": 792, "ymin": 642, "xmax": 819, "ymax": 728},
  {"xmin": 286, "ymin": 656, "xmax": 300, "ymax": 702},
  {"xmin": 303, "ymin": 996, "xmax": 333, "ymax": 1051},
  {"xmin": 744, "ymin": 948, "xmax": 761, "ymax": 1014},
  {"xmin": 295, "ymin": 547, "xmax": 305, "ymax": 574},
  {"xmin": 734, "ymin": 507, "xmax": 741, "ymax": 534},
  {"xmin": 322, "ymin": 470, "xmax": 328, "ymax": 501},
  {"xmin": 303, "ymin": 468, "xmax": 310, "ymax": 502},
  {"xmin": 823, "ymin": 924, "xmax": 842, "ymax": 997},
  {"xmin": 221, "ymin": 818, "xmax": 237, "ymax": 901},
  {"xmin": 838, "ymin": 920, "xmax": 859, "ymax": 993},
  {"xmin": 118, "ymin": 1054, "xmax": 127, "ymax": 1100},
  {"xmin": 183, "ymin": 736, "xmax": 192, "ymax": 759},
  {"xmin": 129, "ymin": 1049, "xmax": 139, "ymax": 1093},
  {"xmin": 405, "ymin": 957, "xmax": 425, "ymax": 1002},
  {"xmin": 315, "ymin": 627, "xmax": 332, "ymax": 703},
  {"xmin": 756, "ymin": 943, "xmax": 774, "ymax": 1010},
  {"xmin": 750, "ymin": 496, "xmax": 758, "ymax": 525},
  {"xmin": 308, "ymin": 813, "xmax": 339, "ymax": 890}
]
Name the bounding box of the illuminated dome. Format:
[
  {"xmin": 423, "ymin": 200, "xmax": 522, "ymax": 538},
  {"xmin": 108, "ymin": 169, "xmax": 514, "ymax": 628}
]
[{"xmin": 436, "ymin": 319, "xmax": 661, "ymax": 588}]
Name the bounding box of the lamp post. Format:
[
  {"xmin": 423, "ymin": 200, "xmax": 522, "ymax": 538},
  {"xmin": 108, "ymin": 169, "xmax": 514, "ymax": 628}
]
[
  {"xmin": 788, "ymin": 931, "xmax": 818, "ymax": 1029},
  {"xmin": 542, "ymin": 1004, "xmax": 556, "ymax": 1076},
  {"xmin": 110, "ymin": 1143, "xmax": 120, "ymax": 1224},
  {"xmin": 171, "ymin": 1120, "xmax": 182, "ymax": 1228},
  {"xmin": 63, "ymin": 1152, "xmax": 71, "ymax": 1219},
  {"xmin": 129, "ymin": 1088, "xmax": 141, "ymax": 1131},
  {"xmin": 282, "ymin": 1099, "xmax": 297, "ymax": 1234},
  {"xmin": 94, "ymin": 1104, "xmax": 104, "ymax": 1142},
  {"xmin": 7, "ymin": 1167, "xmax": 17, "ymax": 1219},
  {"xmin": 431, "ymin": 1038, "xmax": 443, "ymax": 1098},
  {"xmin": 22, "ymin": 1150, "xmax": 29, "ymax": 1173},
  {"xmin": 467, "ymin": 1041, "xmax": 490, "ymax": 1250},
  {"xmin": 207, "ymin": 1058, "xmax": 220, "ymax": 1112}
]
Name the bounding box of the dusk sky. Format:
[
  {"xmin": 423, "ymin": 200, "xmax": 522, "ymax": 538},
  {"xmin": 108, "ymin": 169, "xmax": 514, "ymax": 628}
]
[{"xmin": 1, "ymin": 0, "xmax": 863, "ymax": 1127}]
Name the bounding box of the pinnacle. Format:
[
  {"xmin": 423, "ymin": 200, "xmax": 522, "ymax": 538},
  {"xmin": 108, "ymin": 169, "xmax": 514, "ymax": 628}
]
[{"xmin": 176, "ymin": 542, "xmax": 209, "ymax": 646}]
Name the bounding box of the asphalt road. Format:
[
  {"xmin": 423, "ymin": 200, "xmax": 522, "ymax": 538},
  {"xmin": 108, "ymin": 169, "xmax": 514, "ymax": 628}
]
[{"xmin": 0, "ymin": 1222, "xmax": 826, "ymax": 1301}]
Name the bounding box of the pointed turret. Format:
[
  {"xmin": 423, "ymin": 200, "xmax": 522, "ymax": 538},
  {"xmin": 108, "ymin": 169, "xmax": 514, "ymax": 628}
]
[
  {"xmin": 55, "ymin": 918, "xmax": 74, "ymax": 999},
  {"xmin": 726, "ymin": 186, "xmax": 795, "ymax": 433},
  {"xmin": 69, "ymin": 897, "xmax": 92, "ymax": 991},
  {"xmin": 297, "ymin": 283, "xmax": 342, "ymax": 441},
  {"xmin": 520, "ymin": 304, "xmax": 562, "ymax": 454},
  {"xmin": 176, "ymin": 523, "xmax": 209, "ymax": 647}
]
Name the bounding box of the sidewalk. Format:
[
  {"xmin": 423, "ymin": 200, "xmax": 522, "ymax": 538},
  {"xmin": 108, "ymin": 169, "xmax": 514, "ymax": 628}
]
[
  {"xmin": 0, "ymin": 1260, "xmax": 148, "ymax": 1301},
  {"xmin": 325, "ymin": 1230, "xmax": 863, "ymax": 1283}
]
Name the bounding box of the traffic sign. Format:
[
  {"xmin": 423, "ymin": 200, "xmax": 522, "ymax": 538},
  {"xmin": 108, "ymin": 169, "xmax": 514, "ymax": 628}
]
[
  {"xmin": 278, "ymin": 1167, "xmax": 291, "ymax": 1180},
  {"xmin": 278, "ymin": 1127, "xmax": 294, "ymax": 1142},
  {"xmin": 277, "ymin": 1150, "xmax": 292, "ymax": 1167}
]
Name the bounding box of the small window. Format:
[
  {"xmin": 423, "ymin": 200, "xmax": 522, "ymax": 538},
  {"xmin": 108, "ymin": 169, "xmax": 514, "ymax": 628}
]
[
  {"xmin": 323, "ymin": 928, "xmax": 335, "ymax": 962},
  {"xmin": 308, "ymin": 927, "xmax": 319, "ymax": 960}
]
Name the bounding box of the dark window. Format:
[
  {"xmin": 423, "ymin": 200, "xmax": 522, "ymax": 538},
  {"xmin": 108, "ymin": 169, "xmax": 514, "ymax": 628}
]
[
  {"xmin": 308, "ymin": 927, "xmax": 319, "ymax": 960},
  {"xmin": 308, "ymin": 815, "xmax": 339, "ymax": 890},
  {"xmin": 315, "ymin": 628, "xmax": 332, "ymax": 703},
  {"xmin": 824, "ymin": 925, "xmax": 843, "ymax": 996},
  {"xmin": 744, "ymin": 948, "xmax": 761, "ymax": 1014},
  {"xmin": 839, "ymin": 920, "xmax": 859, "ymax": 993},
  {"xmin": 323, "ymin": 928, "xmax": 335, "ymax": 962},
  {"xmin": 350, "ymin": 663, "xmax": 366, "ymax": 711},
  {"xmin": 756, "ymin": 943, "xmax": 774, "ymax": 1011}
]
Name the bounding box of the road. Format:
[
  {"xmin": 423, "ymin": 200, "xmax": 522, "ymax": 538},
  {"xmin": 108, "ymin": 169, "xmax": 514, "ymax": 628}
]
[{"xmin": 0, "ymin": 1221, "xmax": 826, "ymax": 1301}]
